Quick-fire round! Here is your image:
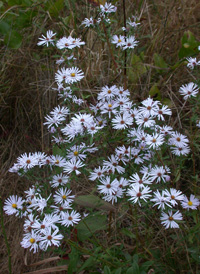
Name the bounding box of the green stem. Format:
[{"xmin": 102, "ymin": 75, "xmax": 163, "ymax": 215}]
[{"xmin": 0, "ymin": 196, "xmax": 12, "ymax": 274}]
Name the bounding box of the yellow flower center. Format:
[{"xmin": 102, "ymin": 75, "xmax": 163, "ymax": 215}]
[
  {"xmin": 55, "ymin": 160, "xmax": 59, "ymax": 164},
  {"xmin": 62, "ymin": 195, "xmax": 67, "ymax": 200},
  {"xmin": 188, "ymin": 201, "xmax": 193, "ymax": 206},
  {"xmin": 29, "ymin": 238, "xmax": 35, "ymax": 244},
  {"xmin": 152, "ymin": 138, "xmax": 156, "ymax": 143},
  {"xmin": 74, "ymin": 151, "xmax": 79, "ymax": 156},
  {"xmin": 26, "ymin": 159, "xmax": 31, "ymax": 164},
  {"xmin": 118, "ymin": 39, "xmax": 122, "ymax": 43},
  {"xmin": 12, "ymin": 203, "xmax": 17, "ymax": 208},
  {"xmin": 108, "ymin": 104, "xmax": 112, "ymax": 108},
  {"xmin": 171, "ymin": 195, "xmax": 175, "ymax": 199},
  {"xmin": 168, "ymin": 216, "xmax": 173, "ymax": 221},
  {"xmin": 71, "ymin": 73, "xmax": 76, "ymax": 77},
  {"xmin": 107, "ymin": 90, "xmax": 111, "ymax": 94}
]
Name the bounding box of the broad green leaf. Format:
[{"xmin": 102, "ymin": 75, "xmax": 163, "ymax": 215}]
[
  {"xmin": 4, "ymin": 30, "xmax": 22, "ymax": 49},
  {"xmin": 113, "ymin": 268, "xmax": 122, "ymax": 274},
  {"xmin": 68, "ymin": 246, "xmax": 79, "ymax": 274},
  {"xmin": 75, "ymin": 194, "xmax": 116, "ymax": 211},
  {"xmin": 48, "ymin": 0, "xmax": 64, "ymax": 18},
  {"xmin": 78, "ymin": 256, "xmax": 95, "ymax": 272},
  {"xmin": 149, "ymin": 84, "xmax": 161, "ymax": 100},
  {"xmin": 179, "ymin": 31, "xmax": 199, "ymax": 59},
  {"xmin": 77, "ymin": 212, "xmax": 107, "ymax": 241},
  {"xmin": 153, "ymin": 53, "xmax": 168, "ymax": 71},
  {"xmin": 15, "ymin": 10, "xmax": 36, "ymax": 28},
  {"xmin": 52, "ymin": 145, "xmax": 65, "ymax": 157},
  {"xmin": 0, "ymin": 20, "xmax": 10, "ymax": 35},
  {"xmin": 104, "ymin": 266, "xmax": 111, "ymax": 274},
  {"xmin": 126, "ymin": 262, "xmax": 140, "ymax": 274},
  {"xmin": 162, "ymin": 98, "xmax": 173, "ymax": 108},
  {"xmin": 128, "ymin": 53, "xmax": 147, "ymax": 83},
  {"xmin": 7, "ymin": 0, "xmax": 22, "ymax": 5},
  {"xmin": 141, "ymin": 261, "xmax": 154, "ymax": 271},
  {"xmin": 121, "ymin": 228, "xmax": 136, "ymax": 239}
]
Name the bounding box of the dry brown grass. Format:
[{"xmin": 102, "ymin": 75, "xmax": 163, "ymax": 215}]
[{"xmin": 0, "ymin": 0, "xmax": 200, "ymax": 273}]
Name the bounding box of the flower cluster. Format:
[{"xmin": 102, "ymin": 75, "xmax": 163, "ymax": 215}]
[
  {"xmin": 81, "ymin": 2, "xmax": 117, "ymax": 28},
  {"xmin": 4, "ymin": 1, "xmax": 200, "ymax": 257}
]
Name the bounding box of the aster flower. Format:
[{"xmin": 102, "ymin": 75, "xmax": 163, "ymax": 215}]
[
  {"xmin": 170, "ymin": 145, "xmax": 190, "ymax": 156},
  {"xmin": 4, "ymin": 195, "xmax": 24, "ymax": 216},
  {"xmin": 111, "ymin": 35, "xmax": 125, "ymax": 48},
  {"xmin": 160, "ymin": 210, "xmax": 183, "ymax": 229},
  {"xmin": 56, "ymin": 57, "xmax": 65, "ymax": 65},
  {"xmin": 146, "ymin": 133, "xmax": 164, "ymax": 149},
  {"xmin": 66, "ymin": 144, "xmax": 87, "ymax": 161},
  {"xmin": 17, "ymin": 152, "xmax": 38, "ymax": 169},
  {"xmin": 139, "ymin": 97, "xmax": 160, "ymax": 117},
  {"xmin": 89, "ymin": 166, "xmax": 108, "ymax": 181},
  {"xmin": 81, "ymin": 17, "xmax": 94, "ymax": 28},
  {"xmin": 186, "ymin": 57, "xmax": 200, "ymax": 69},
  {"xmin": 100, "ymin": 2, "xmax": 117, "ymax": 14},
  {"xmin": 51, "ymin": 203, "xmax": 72, "ymax": 218},
  {"xmin": 23, "ymin": 213, "xmax": 38, "ymax": 233},
  {"xmin": 65, "ymin": 67, "xmax": 84, "ymax": 84},
  {"xmin": 123, "ymin": 36, "xmax": 138, "ymax": 50},
  {"xmin": 56, "ymin": 36, "xmax": 73, "ymax": 49},
  {"xmin": 21, "ymin": 231, "xmax": 41, "ymax": 253},
  {"xmin": 44, "ymin": 114, "xmax": 65, "ymax": 128},
  {"xmin": 98, "ymin": 177, "xmax": 119, "ymax": 196},
  {"xmin": 156, "ymin": 105, "xmax": 172, "ymax": 120},
  {"xmin": 179, "ymin": 82, "xmax": 199, "ymax": 100},
  {"xmin": 129, "ymin": 173, "xmax": 151, "ymax": 187},
  {"xmin": 29, "ymin": 194, "xmax": 51, "ymax": 213},
  {"xmin": 103, "ymin": 155, "xmax": 125, "ymax": 174},
  {"xmin": 37, "ymin": 30, "xmax": 56, "ymax": 47},
  {"xmin": 151, "ymin": 190, "xmax": 172, "ymax": 210},
  {"xmin": 100, "ymin": 100, "xmax": 119, "ymax": 118},
  {"xmin": 112, "ymin": 112, "xmax": 133, "ymax": 130},
  {"xmin": 63, "ymin": 159, "xmax": 85, "ymax": 175},
  {"xmin": 50, "ymin": 155, "xmax": 67, "ymax": 167},
  {"xmin": 53, "ymin": 188, "xmax": 75, "ymax": 205},
  {"xmin": 39, "ymin": 227, "xmax": 63, "ymax": 251},
  {"xmin": 149, "ymin": 165, "xmax": 170, "ymax": 183},
  {"xmin": 98, "ymin": 85, "xmax": 118, "ymax": 101},
  {"xmin": 72, "ymin": 113, "xmax": 94, "ymax": 128},
  {"xmin": 50, "ymin": 106, "xmax": 70, "ymax": 117},
  {"xmin": 116, "ymin": 86, "xmax": 130, "ymax": 97},
  {"xmin": 168, "ymin": 131, "xmax": 189, "ymax": 148},
  {"xmin": 181, "ymin": 194, "xmax": 200, "ymax": 210},
  {"xmin": 127, "ymin": 185, "xmax": 152, "ymax": 206},
  {"xmin": 59, "ymin": 210, "xmax": 81, "ymax": 227},
  {"xmin": 50, "ymin": 174, "xmax": 69, "ymax": 188},
  {"xmin": 103, "ymin": 188, "xmax": 123, "ymax": 204},
  {"xmin": 163, "ymin": 188, "xmax": 185, "ymax": 206},
  {"xmin": 135, "ymin": 113, "xmax": 156, "ymax": 128}
]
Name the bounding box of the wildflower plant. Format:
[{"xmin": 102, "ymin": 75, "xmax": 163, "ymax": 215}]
[{"xmin": 3, "ymin": 1, "xmax": 200, "ymax": 272}]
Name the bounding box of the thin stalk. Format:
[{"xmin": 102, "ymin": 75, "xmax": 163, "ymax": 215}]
[
  {"xmin": 102, "ymin": 20, "xmax": 118, "ymax": 72},
  {"xmin": 123, "ymin": 0, "xmax": 127, "ymax": 89},
  {"xmin": 0, "ymin": 196, "xmax": 12, "ymax": 274},
  {"xmin": 108, "ymin": 210, "xmax": 112, "ymax": 237}
]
